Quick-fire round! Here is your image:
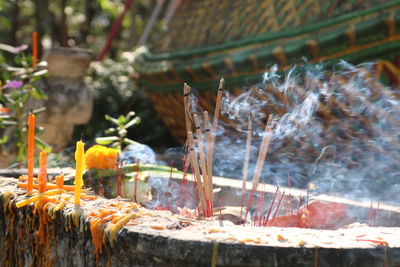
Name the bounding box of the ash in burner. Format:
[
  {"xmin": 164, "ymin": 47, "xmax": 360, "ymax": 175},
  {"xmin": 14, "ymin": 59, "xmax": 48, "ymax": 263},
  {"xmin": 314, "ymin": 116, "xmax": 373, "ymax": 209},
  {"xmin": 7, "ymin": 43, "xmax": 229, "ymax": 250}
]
[{"xmin": 213, "ymin": 61, "xmax": 400, "ymax": 205}]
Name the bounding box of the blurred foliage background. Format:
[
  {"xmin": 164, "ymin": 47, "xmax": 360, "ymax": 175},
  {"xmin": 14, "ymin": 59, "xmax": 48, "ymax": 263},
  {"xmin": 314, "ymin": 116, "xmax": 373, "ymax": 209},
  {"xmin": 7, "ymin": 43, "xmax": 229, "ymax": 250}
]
[
  {"xmin": 0, "ymin": 0, "xmax": 166, "ymax": 55},
  {"xmin": 0, "ymin": 0, "xmax": 179, "ymax": 151}
]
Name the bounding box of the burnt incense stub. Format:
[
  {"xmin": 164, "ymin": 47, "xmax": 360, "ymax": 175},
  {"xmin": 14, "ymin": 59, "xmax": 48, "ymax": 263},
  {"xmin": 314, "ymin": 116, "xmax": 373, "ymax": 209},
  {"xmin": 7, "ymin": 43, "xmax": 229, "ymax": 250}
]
[{"xmin": 1, "ymin": 177, "xmax": 400, "ymax": 267}]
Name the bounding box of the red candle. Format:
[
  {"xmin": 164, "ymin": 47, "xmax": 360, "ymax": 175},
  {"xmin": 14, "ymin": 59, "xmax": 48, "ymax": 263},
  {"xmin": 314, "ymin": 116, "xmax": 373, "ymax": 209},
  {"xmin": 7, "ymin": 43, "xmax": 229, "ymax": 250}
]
[
  {"xmin": 32, "ymin": 32, "xmax": 38, "ymax": 67},
  {"xmin": 38, "ymin": 151, "xmax": 47, "ymax": 193},
  {"xmin": 27, "ymin": 113, "xmax": 35, "ymax": 191}
]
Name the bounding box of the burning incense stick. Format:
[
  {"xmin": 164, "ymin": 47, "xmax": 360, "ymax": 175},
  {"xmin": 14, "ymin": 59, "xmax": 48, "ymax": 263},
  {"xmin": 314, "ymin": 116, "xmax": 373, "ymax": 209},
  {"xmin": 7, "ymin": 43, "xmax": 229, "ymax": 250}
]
[
  {"xmin": 211, "ymin": 78, "xmax": 224, "ymax": 141},
  {"xmin": 252, "ymin": 121, "xmax": 272, "ymax": 191},
  {"xmin": 183, "ymin": 83, "xmax": 192, "ymax": 169},
  {"xmin": 208, "ymin": 78, "xmax": 224, "ymax": 166},
  {"xmin": 240, "ymin": 115, "xmax": 252, "ymax": 219},
  {"xmin": 183, "ymin": 83, "xmax": 192, "ymax": 135},
  {"xmin": 250, "ymin": 114, "xmax": 278, "ymax": 192},
  {"xmin": 193, "ymin": 114, "xmax": 211, "ymax": 206},
  {"xmin": 245, "ymin": 115, "xmax": 278, "ymax": 223},
  {"xmin": 187, "ymin": 132, "xmax": 208, "ymax": 216},
  {"xmin": 204, "ymin": 111, "xmax": 213, "ymax": 198}
]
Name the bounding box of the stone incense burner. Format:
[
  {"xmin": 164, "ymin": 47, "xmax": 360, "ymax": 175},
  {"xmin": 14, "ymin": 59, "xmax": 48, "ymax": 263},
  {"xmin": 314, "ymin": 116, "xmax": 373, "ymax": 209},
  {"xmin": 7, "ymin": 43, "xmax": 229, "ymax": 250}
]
[{"xmin": 1, "ymin": 172, "xmax": 400, "ymax": 267}]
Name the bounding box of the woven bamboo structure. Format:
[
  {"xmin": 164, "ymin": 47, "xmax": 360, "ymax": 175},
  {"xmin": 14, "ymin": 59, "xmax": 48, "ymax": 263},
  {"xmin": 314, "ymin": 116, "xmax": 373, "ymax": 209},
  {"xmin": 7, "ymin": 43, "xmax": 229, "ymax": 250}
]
[{"xmin": 135, "ymin": 0, "xmax": 400, "ymax": 143}]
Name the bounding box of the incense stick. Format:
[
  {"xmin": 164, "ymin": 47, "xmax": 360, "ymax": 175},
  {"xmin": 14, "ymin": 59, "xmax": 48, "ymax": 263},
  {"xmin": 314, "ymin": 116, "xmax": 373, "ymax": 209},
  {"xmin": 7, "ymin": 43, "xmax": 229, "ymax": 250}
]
[
  {"xmin": 208, "ymin": 78, "xmax": 224, "ymax": 168},
  {"xmin": 250, "ymin": 114, "xmax": 277, "ymax": 192},
  {"xmin": 263, "ymin": 187, "xmax": 279, "ymax": 226},
  {"xmin": 269, "ymin": 191, "xmax": 285, "ymax": 226},
  {"xmin": 211, "ymin": 78, "xmax": 224, "ymax": 141},
  {"xmin": 187, "ymin": 132, "xmax": 208, "ymax": 216},
  {"xmin": 193, "ymin": 114, "xmax": 211, "ymax": 207},
  {"xmin": 256, "ymin": 187, "xmax": 265, "ymax": 226},
  {"xmin": 133, "ymin": 161, "xmax": 140, "ymax": 202},
  {"xmin": 240, "ymin": 115, "xmax": 252, "ymax": 220},
  {"xmin": 183, "ymin": 83, "xmax": 192, "ymax": 136},
  {"xmin": 204, "ymin": 111, "xmax": 213, "ymax": 201},
  {"xmin": 183, "ymin": 83, "xmax": 192, "ymax": 169},
  {"xmin": 287, "ymin": 175, "xmax": 293, "ymax": 215}
]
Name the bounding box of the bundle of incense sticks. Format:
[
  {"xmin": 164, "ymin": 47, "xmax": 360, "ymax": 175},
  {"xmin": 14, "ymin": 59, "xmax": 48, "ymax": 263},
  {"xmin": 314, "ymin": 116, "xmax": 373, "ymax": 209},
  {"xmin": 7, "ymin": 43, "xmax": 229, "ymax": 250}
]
[
  {"xmin": 183, "ymin": 78, "xmax": 224, "ymax": 217},
  {"xmin": 244, "ymin": 113, "xmax": 279, "ymax": 223}
]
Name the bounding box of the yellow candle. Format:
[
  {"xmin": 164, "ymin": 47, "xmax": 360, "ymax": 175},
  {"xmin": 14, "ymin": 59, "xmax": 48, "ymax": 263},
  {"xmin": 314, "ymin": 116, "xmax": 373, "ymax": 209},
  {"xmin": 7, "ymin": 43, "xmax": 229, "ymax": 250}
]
[
  {"xmin": 27, "ymin": 113, "xmax": 35, "ymax": 191},
  {"xmin": 38, "ymin": 151, "xmax": 47, "ymax": 193},
  {"xmin": 16, "ymin": 189, "xmax": 66, "ymax": 208},
  {"xmin": 74, "ymin": 140, "xmax": 85, "ymax": 205}
]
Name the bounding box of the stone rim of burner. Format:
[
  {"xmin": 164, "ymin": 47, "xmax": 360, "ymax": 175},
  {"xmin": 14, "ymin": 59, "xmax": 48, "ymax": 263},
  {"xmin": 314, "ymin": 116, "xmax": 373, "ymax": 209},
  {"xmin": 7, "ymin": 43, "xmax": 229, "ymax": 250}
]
[
  {"xmin": 116, "ymin": 231, "xmax": 400, "ymax": 267},
  {"xmin": 1, "ymin": 177, "xmax": 400, "ymax": 266}
]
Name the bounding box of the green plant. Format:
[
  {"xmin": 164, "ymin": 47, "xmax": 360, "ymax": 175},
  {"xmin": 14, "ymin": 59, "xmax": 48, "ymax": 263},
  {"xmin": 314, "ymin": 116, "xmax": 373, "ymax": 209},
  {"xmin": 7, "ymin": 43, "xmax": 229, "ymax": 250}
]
[
  {"xmin": 75, "ymin": 57, "xmax": 178, "ymax": 150},
  {"xmin": 0, "ymin": 46, "xmax": 50, "ymax": 162},
  {"xmin": 95, "ymin": 111, "xmax": 141, "ymax": 150}
]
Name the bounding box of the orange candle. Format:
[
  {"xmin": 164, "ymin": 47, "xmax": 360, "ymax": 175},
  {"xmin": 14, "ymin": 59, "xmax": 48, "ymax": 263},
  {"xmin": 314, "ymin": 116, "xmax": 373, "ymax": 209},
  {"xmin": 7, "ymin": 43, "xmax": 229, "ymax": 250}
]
[
  {"xmin": 74, "ymin": 140, "xmax": 85, "ymax": 205},
  {"xmin": 55, "ymin": 173, "xmax": 64, "ymax": 189},
  {"xmin": 38, "ymin": 151, "xmax": 47, "ymax": 193},
  {"xmin": 18, "ymin": 182, "xmax": 76, "ymax": 191},
  {"xmin": 27, "ymin": 112, "xmax": 35, "ymax": 191},
  {"xmin": 32, "ymin": 32, "xmax": 38, "ymax": 67}
]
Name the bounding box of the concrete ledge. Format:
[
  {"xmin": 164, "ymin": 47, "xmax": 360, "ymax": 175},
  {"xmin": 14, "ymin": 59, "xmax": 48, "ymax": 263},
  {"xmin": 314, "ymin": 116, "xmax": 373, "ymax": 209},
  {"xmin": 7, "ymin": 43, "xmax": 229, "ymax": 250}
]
[{"xmin": 2, "ymin": 177, "xmax": 400, "ymax": 266}]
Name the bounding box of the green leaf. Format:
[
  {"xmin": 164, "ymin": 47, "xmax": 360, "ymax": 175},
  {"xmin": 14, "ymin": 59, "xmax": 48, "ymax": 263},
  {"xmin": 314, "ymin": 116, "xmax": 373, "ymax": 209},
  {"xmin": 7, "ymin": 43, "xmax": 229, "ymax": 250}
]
[
  {"xmin": 0, "ymin": 135, "xmax": 7, "ymax": 144},
  {"xmin": 124, "ymin": 117, "xmax": 140, "ymax": 129},
  {"xmin": 32, "ymin": 106, "xmax": 46, "ymax": 114},
  {"xmin": 117, "ymin": 115, "xmax": 126, "ymax": 125},
  {"xmin": 105, "ymin": 114, "xmax": 119, "ymax": 125},
  {"xmin": 34, "ymin": 136, "xmax": 52, "ymax": 152},
  {"xmin": 97, "ymin": 0, "xmax": 120, "ymax": 17},
  {"xmin": 125, "ymin": 111, "xmax": 136, "ymax": 120},
  {"xmin": 2, "ymin": 120, "xmax": 17, "ymax": 126},
  {"xmin": 118, "ymin": 128, "xmax": 127, "ymax": 137},
  {"xmin": 33, "ymin": 69, "xmax": 48, "ymax": 77},
  {"xmin": 31, "ymin": 87, "xmax": 48, "ymax": 100},
  {"xmin": 35, "ymin": 126, "xmax": 44, "ymax": 134},
  {"xmin": 110, "ymin": 142, "xmax": 119, "ymax": 148},
  {"xmin": 96, "ymin": 136, "xmax": 119, "ymax": 145},
  {"xmin": 105, "ymin": 128, "xmax": 117, "ymax": 134},
  {"xmin": 0, "ymin": 17, "xmax": 11, "ymax": 31},
  {"xmin": 0, "ymin": 94, "xmax": 7, "ymax": 103}
]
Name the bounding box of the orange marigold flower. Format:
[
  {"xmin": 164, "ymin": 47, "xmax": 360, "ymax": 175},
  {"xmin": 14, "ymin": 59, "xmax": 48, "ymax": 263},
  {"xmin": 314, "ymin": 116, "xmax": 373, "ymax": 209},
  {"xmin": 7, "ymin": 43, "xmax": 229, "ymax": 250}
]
[{"xmin": 85, "ymin": 145, "xmax": 119, "ymax": 170}]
